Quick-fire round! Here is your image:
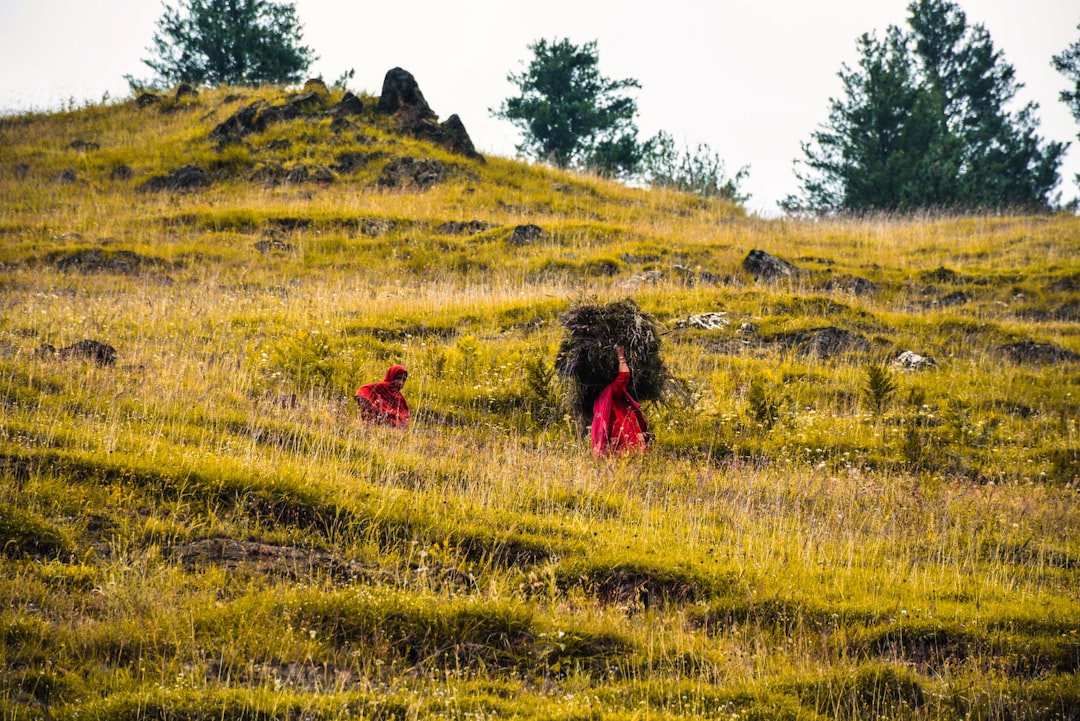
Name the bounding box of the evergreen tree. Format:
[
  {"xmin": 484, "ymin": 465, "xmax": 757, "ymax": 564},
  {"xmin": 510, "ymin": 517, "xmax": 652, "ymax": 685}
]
[
  {"xmin": 786, "ymin": 0, "xmax": 1064, "ymax": 214},
  {"xmin": 788, "ymin": 27, "xmax": 941, "ymax": 211},
  {"xmin": 142, "ymin": 0, "xmax": 315, "ymax": 87},
  {"xmin": 492, "ymin": 38, "xmax": 645, "ymax": 178},
  {"xmin": 1052, "ymin": 23, "xmax": 1080, "ymax": 189}
]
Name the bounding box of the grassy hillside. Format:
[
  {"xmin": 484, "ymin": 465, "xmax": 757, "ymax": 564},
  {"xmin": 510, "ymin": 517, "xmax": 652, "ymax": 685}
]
[{"xmin": 1, "ymin": 83, "xmax": 1078, "ymax": 720}]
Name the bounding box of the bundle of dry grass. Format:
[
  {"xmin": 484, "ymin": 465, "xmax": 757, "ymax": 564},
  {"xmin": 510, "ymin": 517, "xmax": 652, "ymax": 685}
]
[{"xmin": 555, "ymin": 298, "xmax": 670, "ymax": 426}]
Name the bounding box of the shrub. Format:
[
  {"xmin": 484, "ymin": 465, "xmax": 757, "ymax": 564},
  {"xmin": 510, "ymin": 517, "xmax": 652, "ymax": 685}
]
[
  {"xmin": 261, "ymin": 330, "xmax": 337, "ymax": 393},
  {"xmin": 747, "ymin": 378, "xmax": 782, "ymax": 431},
  {"xmin": 862, "ymin": 364, "xmax": 897, "ymax": 415}
]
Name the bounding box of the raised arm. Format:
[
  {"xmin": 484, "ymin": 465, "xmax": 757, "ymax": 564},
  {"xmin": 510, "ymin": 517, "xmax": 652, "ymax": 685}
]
[{"xmin": 615, "ymin": 345, "xmax": 629, "ymax": 374}]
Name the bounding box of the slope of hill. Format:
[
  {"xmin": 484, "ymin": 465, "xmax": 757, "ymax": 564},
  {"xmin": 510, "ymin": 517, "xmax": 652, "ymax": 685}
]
[{"xmin": 1, "ymin": 80, "xmax": 1078, "ymax": 720}]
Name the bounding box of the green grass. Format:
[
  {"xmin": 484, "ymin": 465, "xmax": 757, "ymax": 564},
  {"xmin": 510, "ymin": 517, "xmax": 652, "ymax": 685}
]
[{"xmin": 1, "ymin": 84, "xmax": 1078, "ymax": 719}]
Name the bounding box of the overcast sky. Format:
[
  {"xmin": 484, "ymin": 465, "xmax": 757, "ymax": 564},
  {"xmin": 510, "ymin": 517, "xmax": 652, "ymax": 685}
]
[{"xmin": 2, "ymin": 0, "xmax": 1078, "ymax": 215}]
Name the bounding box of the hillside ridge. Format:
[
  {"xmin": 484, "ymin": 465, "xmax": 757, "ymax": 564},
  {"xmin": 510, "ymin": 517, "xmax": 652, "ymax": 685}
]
[{"xmin": 1, "ymin": 71, "xmax": 1079, "ymax": 720}]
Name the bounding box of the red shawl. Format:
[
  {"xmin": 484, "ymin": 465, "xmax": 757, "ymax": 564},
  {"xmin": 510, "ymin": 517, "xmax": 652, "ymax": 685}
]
[
  {"xmin": 591, "ymin": 370, "xmax": 648, "ymax": 456},
  {"xmin": 355, "ymin": 365, "xmax": 410, "ymax": 428}
]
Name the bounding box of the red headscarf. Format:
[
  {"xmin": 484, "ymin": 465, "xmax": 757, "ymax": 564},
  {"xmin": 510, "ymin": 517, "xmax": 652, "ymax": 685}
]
[
  {"xmin": 591, "ymin": 371, "xmax": 648, "ymax": 456},
  {"xmin": 355, "ymin": 365, "xmax": 410, "ymax": 428}
]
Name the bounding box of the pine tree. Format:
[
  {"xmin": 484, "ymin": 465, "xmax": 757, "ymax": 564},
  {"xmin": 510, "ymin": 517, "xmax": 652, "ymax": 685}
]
[
  {"xmin": 491, "ymin": 38, "xmax": 645, "ymax": 178},
  {"xmin": 1052, "ymin": 22, "xmax": 1080, "ymax": 190},
  {"xmin": 142, "ymin": 0, "xmax": 315, "ymax": 87},
  {"xmin": 786, "ymin": 0, "xmax": 1064, "ymax": 214},
  {"xmin": 788, "ymin": 27, "xmax": 941, "ymax": 211}
]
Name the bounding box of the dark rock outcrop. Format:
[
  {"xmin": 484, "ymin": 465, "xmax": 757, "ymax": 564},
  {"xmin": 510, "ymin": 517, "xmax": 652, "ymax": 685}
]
[
  {"xmin": 920, "ymin": 266, "xmax": 960, "ymax": 284},
  {"xmin": 378, "ymin": 67, "xmax": 435, "ymax": 118},
  {"xmin": 1049, "ymin": 274, "xmax": 1080, "ymax": 292},
  {"xmin": 672, "ymin": 264, "xmax": 722, "ymax": 286},
  {"xmin": 174, "ymin": 83, "xmax": 198, "ymax": 102},
  {"xmin": 376, "ymin": 67, "xmax": 484, "ymax": 161},
  {"xmin": 801, "ymin": 327, "xmax": 870, "ymax": 358},
  {"xmin": 743, "ymin": 249, "xmax": 801, "ymax": 282},
  {"xmin": 331, "ymin": 152, "xmax": 374, "ymax": 173},
  {"xmin": 410, "ymin": 114, "xmax": 484, "ymax": 162},
  {"xmin": 939, "ymin": 291, "xmax": 970, "ymax": 307},
  {"xmin": 999, "ymin": 340, "xmax": 1080, "ymax": 365},
  {"xmin": 169, "ymin": 537, "xmax": 369, "ymax": 581},
  {"xmin": 51, "ymin": 248, "xmax": 162, "ymax": 274},
  {"xmin": 507, "ymin": 224, "xmax": 545, "ymax": 246},
  {"xmin": 355, "ymin": 218, "xmax": 395, "ymax": 236},
  {"xmin": 210, "ymin": 91, "xmax": 325, "ymax": 141},
  {"xmin": 251, "ymin": 163, "xmax": 333, "ymax": 186},
  {"xmin": 211, "ymin": 100, "xmax": 267, "ymax": 139},
  {"xmin": 826, "ymin": 274, "xmax": 878, "ymax": 296},
  {"xmin": 254, "ymin": 100, "xmax": 305, "ymax": 128},
  {"xmin": 329, "ymin": 117, "xmax": 356, "ymax": 133},
  {"xmin": 773, "ymin": 326, "xmax": 871, "ymax": 359},
  {"xmin": 377, "ymin": 156, "xmax": 449, "ymax": 189},
  {"xmin": 137, "ymin": 165, "xmax": 211, "ymax": 193},
  {"xmin": 329, "ymin": 91, "xmax": 364, "ymax": 117},
  {"xmin": 36, "ymin": 339, "xmax": 117, "ymax": 366},
  {"xmin": 438, "ymin": 220, "xmax": 495, "ymax": 236},
  {"xmin": 254, "ymin": 239, "xmax": 295, "ymax": 254}
]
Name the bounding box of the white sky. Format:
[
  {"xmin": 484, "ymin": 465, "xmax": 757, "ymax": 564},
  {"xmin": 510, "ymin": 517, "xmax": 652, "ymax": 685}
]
[{"xmin": 1, "ymin": 0, "xmax": 1078, "ymax": 215}]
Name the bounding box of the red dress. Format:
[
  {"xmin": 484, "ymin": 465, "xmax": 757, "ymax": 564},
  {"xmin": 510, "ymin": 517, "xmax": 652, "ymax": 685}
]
[
  {"xmin": 591, "ymin": 371, "xmax": 648, "ymax": 456},
  {"xmin": 355, "ymin": 365, "xmax": 410, "ymax": 428}
]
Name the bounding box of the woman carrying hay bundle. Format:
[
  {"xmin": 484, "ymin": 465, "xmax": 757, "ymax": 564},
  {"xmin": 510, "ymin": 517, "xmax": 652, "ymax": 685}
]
[
  {"xmin": 591, "ymin": 345, "xmax": 650, "ymax": 456},
  {"xmin": 354, "ymin": 365, "xmax": 410, "ymax": 428},
  {"xmin": 555, "ymin": 299, "xmax": 668, "ymax": 455}
]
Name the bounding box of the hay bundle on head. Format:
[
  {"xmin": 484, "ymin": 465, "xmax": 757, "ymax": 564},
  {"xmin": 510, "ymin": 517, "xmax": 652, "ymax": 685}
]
[{"xmin": 555, "ymin": 298, "xmax": 670, "ymax": 427}]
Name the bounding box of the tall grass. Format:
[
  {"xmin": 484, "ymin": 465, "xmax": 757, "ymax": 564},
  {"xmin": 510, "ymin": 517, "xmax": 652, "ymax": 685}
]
[{"xmin": 1, "ymin": 86, "xmax": 1078, "ymax": 720}]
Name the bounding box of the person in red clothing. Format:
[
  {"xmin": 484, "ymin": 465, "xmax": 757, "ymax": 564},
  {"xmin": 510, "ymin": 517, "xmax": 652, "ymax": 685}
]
[
  {"xmin": 355, "ymin": 365, "xmax": 410, "ymax": 428},
  {"xmin": 591, "ymin": 345, "xmax": 649, "ymax": 456}
]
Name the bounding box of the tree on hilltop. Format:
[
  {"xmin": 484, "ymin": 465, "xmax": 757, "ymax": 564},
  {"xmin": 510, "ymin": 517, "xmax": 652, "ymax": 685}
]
[
  {"xmin": 493, "ymin": 38, "xmax": 750, "ymax": 202},
  {"xmin": 785, "ymin": 0, "xmax": 1064, "ymax": 214},
  {"xmin": 1053, "ymin": 22, "xmax": 1080, "ymax": 190},
  {"xmin": 142, "ymin": 0, "xmax": 316, "ymax": 87},
  {"xmin": 492, "ymin": 38, "xmax": 647, "ymax": 178}
]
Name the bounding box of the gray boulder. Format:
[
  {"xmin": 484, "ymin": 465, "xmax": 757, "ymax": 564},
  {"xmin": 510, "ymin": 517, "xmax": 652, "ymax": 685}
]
[{"xmin": 894, "ymin": 350, "xmax": 936, "ymax": 370}]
